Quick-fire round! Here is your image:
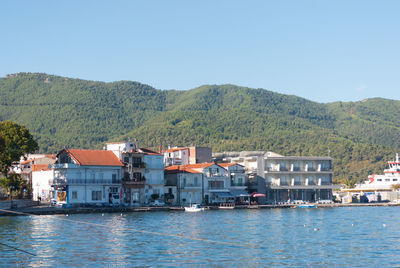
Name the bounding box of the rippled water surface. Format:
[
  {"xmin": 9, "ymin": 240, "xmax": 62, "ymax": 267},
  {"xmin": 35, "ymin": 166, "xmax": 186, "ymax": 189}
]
[{"xmin": 1, "ymin": 207, "xmax": 400, "ymax": 267}]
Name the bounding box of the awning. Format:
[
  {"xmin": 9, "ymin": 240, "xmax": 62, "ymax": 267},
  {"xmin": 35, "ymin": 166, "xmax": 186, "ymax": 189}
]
[
  {"xmin": 251, "ymin": 192, "xmax": 266, "ymax": 197},
  {"xmin": 213, "ymin": 192, "xmax": 233, "ymax": 198},
  {"xmin": 230, "ymin": 190, "xmax": 250, "ymax": 197}
]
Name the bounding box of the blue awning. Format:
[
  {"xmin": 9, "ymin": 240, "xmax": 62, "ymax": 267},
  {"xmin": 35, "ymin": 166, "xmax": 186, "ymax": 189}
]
[
  {"xmin": 230, "ymin": 190, "xmax": 250, "ymax": 197},
  {"xmin": 213, "ymin": 192, "xmax": 233, "ymax": 198}
]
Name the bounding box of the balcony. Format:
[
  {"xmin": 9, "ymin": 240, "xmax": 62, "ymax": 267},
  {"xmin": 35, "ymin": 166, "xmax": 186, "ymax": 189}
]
[
  {"xmin": 51, "ymin": 163, "xmax": 79, "ymax": 169},
  {"xmin": 181, "ymin": 183, "xmax": 201, "ymax": 189},
  {"xmin": 122, "ymin": 177, "xmax": 145, "ymax": 188},
  {"xmin": 231, "ymin": 182, "xmax": 246, "ymax": 187},
  {"xmin": 51, "ymin": 178, "xmax": 121, "ymax": 185}
]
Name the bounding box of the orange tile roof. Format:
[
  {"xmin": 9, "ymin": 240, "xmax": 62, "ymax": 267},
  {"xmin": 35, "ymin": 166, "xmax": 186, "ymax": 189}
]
[
  {"xmin": 32, "ymin": 164, "xmax": 51, "ymax": 171},
  {"xmin": 182, "ymin": 163, "xmax": 215, "ymax": 169},
  {"xmin": 62, "ymin": 149, "xmax": 123, "ymax": 166},
  {"xmin": 218, "ymin": 163, "xmax": 244, "ymax": 167},
  {"xmin": 164, "ymin": 165, "xmax": 202, "ymax": 174},
  {"xmin": 165, "ymin": 148, "xmax": 189, "ymax": 153}
]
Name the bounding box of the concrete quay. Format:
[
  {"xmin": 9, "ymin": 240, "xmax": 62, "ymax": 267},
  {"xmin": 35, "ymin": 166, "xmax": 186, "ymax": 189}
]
[{"xmin": 1, "ymin": 202, "xmax": 398, "ymax": 217}]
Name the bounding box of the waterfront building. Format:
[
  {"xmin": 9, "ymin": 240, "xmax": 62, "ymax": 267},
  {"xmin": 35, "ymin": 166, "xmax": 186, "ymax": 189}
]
[
  {"xmin": 218, "ymin": 163, "xmax": 250, "ymax": 204},
  {"xmin": 164, "ymin": 146, "xmax": 212, "ymax": 166},
  {"xmin": 43, "ymin": 149, "xmax": 123, "ymax": 206},
  {"xmin": 13, "ymin": 154, "xmax": 56, "ymax": 198},
  {"xmin": 165, "ymin": 165, "xmax": 203, "ymax": 205},
  {"xmin": 165, "ymin": 162, "xmax": 250, "ymax": 205},
  {"xmin": 106, "ymin": 141, "xmax": 165, "ymax": 205},
  {"xmin": 213, "ymin": 151, "xmax": 334, "ymax": 203}
]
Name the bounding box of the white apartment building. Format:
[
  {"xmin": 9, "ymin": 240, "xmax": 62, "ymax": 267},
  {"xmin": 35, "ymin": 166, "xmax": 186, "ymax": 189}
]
[
  {"xmin": 214, "ymin": 151, "xmax": 334, "ymax": 203},
  {"xmin": 39, "ymin": 149, "xmax": 124, "ymax": 206},
  {"xmin": 106, "ymin": 141, "xmax": 165, "ymax": 205}
]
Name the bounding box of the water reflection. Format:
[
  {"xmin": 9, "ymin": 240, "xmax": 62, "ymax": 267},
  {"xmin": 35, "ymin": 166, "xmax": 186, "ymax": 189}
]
[{"xmin": 1, "ymin": 207, "xmax": 400, "ymax": 266}]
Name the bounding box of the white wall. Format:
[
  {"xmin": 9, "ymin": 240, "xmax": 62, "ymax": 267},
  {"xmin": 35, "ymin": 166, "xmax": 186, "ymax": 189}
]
[{"xmin": 32, "ymin": 170, "xmax": 54, "ymax": 201}]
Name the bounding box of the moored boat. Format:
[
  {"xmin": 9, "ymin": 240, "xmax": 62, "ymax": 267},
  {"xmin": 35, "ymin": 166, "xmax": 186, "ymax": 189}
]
[
  {"xmin": 218, "ymin": 203, "xmax": 235, "ymax": 209},
  {"xmin": 298, "ymin": 204, "xmax": 316, "ymax": 208},
  {"xmin": 184, "ymin": 204, "xmax": 205, "ymax": 212}
]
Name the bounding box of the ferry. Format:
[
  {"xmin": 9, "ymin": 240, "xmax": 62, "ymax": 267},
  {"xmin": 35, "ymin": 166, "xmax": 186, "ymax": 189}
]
[
  {"xmin": 342, "ymin": 153, "xmax": 400, "ymax": 203},
  {"xmin": 363, "ymin": 153, "xmax": 400, "ymax": 190}
]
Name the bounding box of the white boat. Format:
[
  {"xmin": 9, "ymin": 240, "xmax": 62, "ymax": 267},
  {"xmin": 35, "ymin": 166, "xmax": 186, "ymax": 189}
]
[
  {"xmin": 184, "ymin": 204, "xmax": 205, "ymax": 212},
  {"xmin": 342, "ymin": 153, "xmax": 400, "ymax": 203},
  {"xmin": 358, "ymin": 153, "xmax": 400, "ymax": 191},
  {"xmin": 298, "ymin": 204, "xmax": 316, "ymax": 208}
]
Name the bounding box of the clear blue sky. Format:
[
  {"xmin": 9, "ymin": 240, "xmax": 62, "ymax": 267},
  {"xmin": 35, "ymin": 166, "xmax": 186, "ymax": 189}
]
[{"xmin": 1, "ymin": 0, "xmax": 399, "ymax": 103}]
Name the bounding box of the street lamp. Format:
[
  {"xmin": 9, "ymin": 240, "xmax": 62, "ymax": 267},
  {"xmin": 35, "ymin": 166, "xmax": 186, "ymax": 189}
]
[{"xmin": 10, "ymin": 185, "xmax": 14, "ymax": 209}]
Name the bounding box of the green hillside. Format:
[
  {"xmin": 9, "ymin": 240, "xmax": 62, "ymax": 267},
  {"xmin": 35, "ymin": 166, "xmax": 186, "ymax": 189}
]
[{"xmin": 1, "ymin": 73, "xmax": 399, "ymax": 184}]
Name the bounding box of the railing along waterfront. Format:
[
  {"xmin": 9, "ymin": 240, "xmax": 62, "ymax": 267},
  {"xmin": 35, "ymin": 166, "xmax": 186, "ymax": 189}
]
[{"xmin": 50, "ymin": 178, "xmax": 121, "ymax": 185}]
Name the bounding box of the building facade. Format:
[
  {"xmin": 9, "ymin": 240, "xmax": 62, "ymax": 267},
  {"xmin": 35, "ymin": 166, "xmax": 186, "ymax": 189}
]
[
  {"xmin": 106, "ymin": 141, "xmax": 165, "ymax": 206},
  {"xmin": 48, "ymin": 149, "xmax": 123, "ymax": 206},
  {"xmin": 214, "ymin": 151, "xmax": 334, "ymax": 203},
  {"xmin": 164, "ymin": 146, "xmax": 212, "ymax": 167}
]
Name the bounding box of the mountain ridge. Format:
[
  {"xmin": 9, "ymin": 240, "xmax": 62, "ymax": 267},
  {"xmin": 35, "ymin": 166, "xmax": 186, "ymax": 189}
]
[{"xmin": 1, "ymin": 72, "xmax": 399, "ymax": 183}]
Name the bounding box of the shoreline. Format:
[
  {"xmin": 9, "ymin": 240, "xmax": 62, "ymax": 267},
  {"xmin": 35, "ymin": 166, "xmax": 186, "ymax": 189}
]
[{"xmin": 1, "ymin": 202, "xmax": 399, "ymax": 217}]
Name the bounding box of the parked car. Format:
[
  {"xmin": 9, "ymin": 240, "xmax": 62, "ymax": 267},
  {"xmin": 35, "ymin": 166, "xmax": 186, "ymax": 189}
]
[{"xmin": 149, "ymin": 199, "xmax": 165, "ymax": 207}]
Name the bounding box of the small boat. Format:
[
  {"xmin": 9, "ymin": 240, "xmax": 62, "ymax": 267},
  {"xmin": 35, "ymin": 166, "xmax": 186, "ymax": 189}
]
[
  {"xmin": 184, "ymin": 204, "xmax": 205, "ymax": 212},
  {"xmin": 298, "ymin": 204, "xmax": 316, "ymax": 208},
  {"xmin": 219, "ymin": 203, "xmax": 235, "ymax": 209}
]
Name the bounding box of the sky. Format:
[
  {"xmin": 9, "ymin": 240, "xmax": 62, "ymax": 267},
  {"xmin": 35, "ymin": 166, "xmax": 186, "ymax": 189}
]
[{"xmin": 1, "ymin": 0, "xmax": 399, "ymax": 103}]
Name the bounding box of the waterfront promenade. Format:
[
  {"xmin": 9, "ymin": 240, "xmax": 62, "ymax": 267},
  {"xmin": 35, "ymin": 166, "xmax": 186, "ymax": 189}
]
[{"xmin": 1, "ymin": 202, "xmax": 399, "ymax": 217}]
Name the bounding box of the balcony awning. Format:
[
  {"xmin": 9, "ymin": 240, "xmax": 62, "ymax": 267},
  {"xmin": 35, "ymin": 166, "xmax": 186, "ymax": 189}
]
[
  {"xmin": 213, "ymin": 192, "xmax": 233, "ymax": 198},
  {"xmin": 230, "ymin": 190, "xmax": 250, "ymax": 197}
]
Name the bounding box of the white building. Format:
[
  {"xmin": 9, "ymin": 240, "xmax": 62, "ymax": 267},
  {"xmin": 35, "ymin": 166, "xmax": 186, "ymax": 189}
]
[
  {"xmin": 214, "ymin": 151, "xmax": 334, "ymax": 203},
  {"xmin": 106, "ymin": 142, "xmax": 165, "ymax": 205},
  {"xmin": 48, "ymin": 149, "xmax": 123, "ymax": 206},
  {"xmin": 165, "ymin": 165, "xmax": 202, "ymax": 205},
  {"xmin": 164, "ymin": 146, "xmax": 212, "ymax": 166}
]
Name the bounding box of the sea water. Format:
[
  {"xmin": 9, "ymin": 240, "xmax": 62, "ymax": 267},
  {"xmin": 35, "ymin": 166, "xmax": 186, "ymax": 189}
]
[{"xmin": 1, "ymin": 207, "xmax": 400, "ymax": 267}]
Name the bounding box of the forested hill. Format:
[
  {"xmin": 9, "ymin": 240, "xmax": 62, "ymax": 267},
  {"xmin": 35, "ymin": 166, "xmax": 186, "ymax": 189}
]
[{"xmin": 1, "ymin": 72, "xmax": 399, "ymax": 184}]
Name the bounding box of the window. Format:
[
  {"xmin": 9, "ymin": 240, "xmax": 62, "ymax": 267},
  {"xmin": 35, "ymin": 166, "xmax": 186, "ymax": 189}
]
[
  {"xmin": 124, "ymin": 157, "xmax": 129, "ymax": 163},
  {"xmin": 210, "ymin": 181, "xmax": 224, "ymax": 189},
  {"xmin": 112, "ymin": 174, "xmax": 117, "ymax": 183},
  {"xmin": 385, "ymin": 179, "xmax": 390, "ymax": 182},
  {"xmin": 110, "ymin": 187, "xmax": 118, "ymax": 193},
  {"xmin": 238, "ymin": 178, "xmax": 243, "ymax": 185},
  {"xmin": 133, "ymin": 172, "xmax": 142, "ymax": 180},
  {"xmin": 194, "ymin": 177, "xmax": 198, "ymax": 186},
  {"xmin": 92, "ymin": 191, "xmax": 102, "ymax": 201},
  {"xmin": 393, "ymin": 179, "xmax": 398, "ymax": 182},
  {"xmin": 377, "ymin": 179, "xmax": 382, "ymax": 181},
  {"xmin": 72, "ymin": 191, "xmax": 78, "ymax": 199}
]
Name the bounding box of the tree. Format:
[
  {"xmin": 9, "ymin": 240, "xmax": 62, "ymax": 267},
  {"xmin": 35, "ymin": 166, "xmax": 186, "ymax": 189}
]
[
  {"xmin": 391, "ymin": 183, "xmax": 400, "ymax": 191},
  {"xmin": 0, "ymin": 121, "xmax": 38, "ymax": 196}
]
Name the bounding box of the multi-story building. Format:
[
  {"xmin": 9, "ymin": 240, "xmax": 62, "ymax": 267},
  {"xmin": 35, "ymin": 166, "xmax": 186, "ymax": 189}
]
[
  {"xmin": 214, "ymin": 151, "xmax": 334, "ymax": 203},
  {"xmin": 165, "ymin": 165, "xmax": 203, "ymax": 205},
  {"xmin": 164, "ymin": 146, "xmax": 212, "ymax": 166},
  {"xmin": 106, "ymin": 141, "xmax": 165, "ymax": 205},
  {"xmin": 35, "ymin": 149, "xmax": 124, "ymax": 206}
]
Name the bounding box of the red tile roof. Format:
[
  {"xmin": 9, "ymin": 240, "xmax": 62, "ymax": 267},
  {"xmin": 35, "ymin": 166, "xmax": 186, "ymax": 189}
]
[
  {"xmin": 165, "ymin": 148, "xmax": 189, "ymax": 153},
  {"xmin": 218, "ymin": 163, "xmax": 244, "ymax": 168},
  {"xmin": 32, "ymin": 164, "xmax": 51, "ymax": 171},
  {"xmin": 181, "ymin": 163, "xmax": 215, "ymax": 169},
  {"xmin": 164, "ymin": 165, "xmax": 202, "ymax": 174},
  {"xmin": 62, "ymin": 149, "xmax": 123, "ymax": 166}
]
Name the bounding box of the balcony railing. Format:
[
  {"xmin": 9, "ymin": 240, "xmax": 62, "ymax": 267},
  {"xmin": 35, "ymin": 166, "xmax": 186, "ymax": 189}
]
[
  {"xmin": 231, "ymin": 182, "xmax": 246, "ymax": 187},
  {"xmin": 181, "ymin": 183, "xmax": 201, "ymax": 188},
  {"xmin": 51, "ymin": 178, "xmax": 121, "ymax": 185},
  {"xmin": 51, "ymin": 163, "xmax": 79, "ymax": 169}
]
